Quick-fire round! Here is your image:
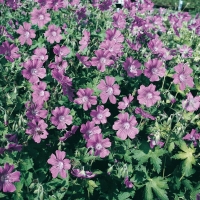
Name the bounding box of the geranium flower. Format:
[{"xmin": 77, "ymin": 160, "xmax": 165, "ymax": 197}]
[
  {"xmin": 99, "ymin": 39, "xmax": 123, "ymax": 57},
  {"xmin": 179, "ymin": 45, "xmax": 193, "ymax": 58},
  {"xmin": 47, "ymin": 150, "xmax": 71, "ymax": 178},
  {"xmin": 51, "ymin": 106, "xmax": 73, "ymax": 130},
  {"xmin": 148, "ymin": 134, "xmax": 164, "ymax": 148},
  {"xmin": 25, "ymin": 101, "xmax": 48, "ymax": 120},
  {"xmin": 173, "ymin": 63, "xmax": 194, "ymax": 91},
  {"xmin": 118, "ymin": 94, "xmax": 134, "ymax": 110},
  {"xmin": 124, "ymin": 177, "xmax": 134, "ymax": 188},
  {"xmin": 74, "ymin": 88, "xmax": 97, "ymax": 111},
  {"xmin": 79, "ymin": 30, "xmax": 90, "ymax": 51},
  {"xmin": 44, "ymin": 24, "xmax": 62, "ymax": 44},
  {"xmin": 59, "ymin": 125, "xmax": 79, "ymax": 142},
  {"xmin": 144, "ymin": 58, "xmax": 166, "ymax": 82},
  {"xmin": 31, "ymin": 81, "xmax": 50, "ymax": 105},
  {"xmin": 134, "ymin": 107, "xmax": 155, "ymax": 120},
  {"xmin": 71, "ymin": 168, "xmax": 96, "ymax": 179},
  {"xmin": 123, "ymin": 57, "xmax": 142, "ymax": 78},
  {"xmin": 86, "ymin": 134, "xmax": 111, "ymax": 158},
  {"xmin": 97, "ymin": 76, "xmax": 120, "ymax": 104},
  {"xmin": 183, "ymin": 129, "xmax": 200, "ymax": 147},
  {"xmin": 91, "ymin": 49, "xmax": 114, "ymax": 72},
  {"xmin": 0, "ymin": 41, "xmax": 20, "ymax": 62},
  {"xmin": 182, "ymin": 93, "xmax": 200, "ymax": 112},
  {"xmin": 49, "ymin": 0, "xmax": 64, "ymax": 10},
  {"xmin": 26, "ymin": 119, "xmax": 48, "ymax": 143},
  {"xmin": 76, "ymin": 53, "xmax": 91, "ymax": 68},
  {"xmin": 30, "ymin": 7, "xmax": 51, "ymax": 28},
  {"xmin": 147, "ymin": 37, "xmax": 163, "ymax": 54},
  {"xmin": 90, "ymin": 105, "xmax": 111, "ymax": 124},
  {"xmin": 113, "ymin": 112, "xmax": 139, "ymax": 140},
  {"xmin": 126, "ymin": 39, "xmax": 141, "ymax": 51},
  {"xmin": 80, "ymin": 121, "xmax": 101, "ymax": 140},
  {"xmin": 21, "ymin": 59, "xmax": 46, "ymax": 84},
  {"xmin": 6, "ymin": 143, "xmax": 23, "ymax": 152},
  {"xmin": 0, "ymin": 163, "xmax": 20, "ymax": 193},
  {"xmin": 53, "ymin": 44, "xmax": 70, "ymax": 57},
  {"xmin": 137, "ymin": 84, "xmax": 161, "ymax": 107},
  {"xmin": 16, "ymin": 22, "xmax": 36, "ymax": 45},
  {"xmin": 48, "ymin": 56, "xmax": 68, "ymax": 73},
  {"xmin": 105, "ymin": 28, "xmax": 124, "ymax": 43},
  {"xmin": 32, "ymin": 47, "xmax": 48, "ymax": 62},
  {"xmin": 112, "ymin": 10, "xmax": 126, "ymax": 30}
]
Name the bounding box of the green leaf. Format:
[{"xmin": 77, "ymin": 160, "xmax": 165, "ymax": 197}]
[
  {"xmin": 87, "ymin": 180, "xmax": 98, "ymax": 196},
  {"xmin": 0, "ymin": 193, "xmax": 6, "ymax": 199},
  {"xmin": 172, "ymin": 141, "xmax": 196, "ymax": 177},
  {"xmin": 118, "ymin": 192, "xmax": 130, "ymax": 200},
  {"xmin": 20, "ymin": 158, "xmax": 34, "ymax": 171},
  {"xmin": 144, "ymin": 177, "xmax": 169, "ymax": 200}
]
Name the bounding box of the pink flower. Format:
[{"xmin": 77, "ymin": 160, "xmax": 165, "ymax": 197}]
[
  {"xmin": 90, "ymin": 105, "xmax": 111, "ymax": 124},
  {"xmin": 134, "ymin": 107, "xmax": 155, "ymax": 120},
  {"xmin": 97, "ymin": 76, "xmax": 120, "ymax": 104},
  {"xmin": 137, "ymin": 84, "xmax": 161, "ymax": 107},
  {"xmin": 79, "ymin": 30, "xmax": 90, "ymax": 51},
  {"xmin": 53, "ymin": 44, "xmax": 70, "ymax": 57},
  {"xmin": 49, "ymin": 0, "xmax": 65, "ymax": 10},
  {"xmin": 91, "ymin": 49, "xmax": 114, "ymax": 72},
  {"xmin": 86, "ymin": 134, "xmax": 111, "ymax": 158},
  {"xmin": 44, "ymin": 24, "xmax": 62, "ymax": 44},
  {"xmin": 99, "ymin": 39, "xmax": 123, "ymax": 57},
  {"xmin": 32, "ymin": 47, "xmax": 48, "ymax": 62},
  {"xmin": 173, "ymin": 63, "xmax": 194, "ymax": 91},
  {"xmin": 21, "ymin": 59, "xmax": 46, "ymax": 84},
  {"xmin": 48, "ymin": 56, "xmax": 68, "ymax": 73},
  {"xmin": 0, "ymin": 41, "xmax": 20, "ymax": 62},
  {"xmin": 25, "ymin": 101, "xmax": 48, "ymax": 120},
  {"xmin": 183, "ymin": 129, "xmax": 200, "ymax": 147},
  {"xmin": 74, "ymin": 88, "xmax": 97, "ymax": 111},
  {"xmin": 26, "ymin": 119, "xmax": 48, "ymax": 143},
  {"xmin": 182, "ymin": 93, "xmax": 200, "ymax": 112},
  {"xmin": 148, "ymin": 37, "xmax": 163, "ymax": 54},
  {"xmin": 80, "ymin": 121, "xmax": 101, "ymax": 140},
  {"xmin": 144, "ymin": 58, "xmax": 166, "ymax": 82},
  {"xmin": 148, "ymin": 134, "xmax": 164, "ymax": 148},
  {"xmin": 0, "ymin": 163, "xmax": 20, "ymax": 193},
  {"xmin": 59, "ymin": 125, "xmax": 79, "ymax": 141},
  {"xmin": 179, "ymin": 45, "xmax": 193, "ymax": 58},
  {"xmin": 123, "ymin": 57, "xmax": 142, "ymax": 78},
  {"xmin": 112, "ymin": 10, "xmax": 126, "ymax": 30},
  {"xmin": 113, "ymin": 112, "xmax": 139, "ymax": 140},
  {"xmin": 76, "ymin": 53, "xmax": 91, "ymax": 68},
  {"xmin": 105, "ymin": 28, "xmax": 124, "ymax": 43},
  {"xmin": 51, "ymin": 106, "xmax": 72, "ymax": 130},
  {"xmin": 47, "ymin": 150, "xmax": 71, "ymax": 178},
  {"xmin": 16, "ymin": 22, "xmax": 36, "ymax": 45},
  {"xmin": 71, "ymin": 168, "xmax": 96, "ymax": 179},
  {"xmin": 118, "ymin": 94, "xmax": 134, "ymax": 110},
  {"xmin": 30, "ymin": 7, "xmax": 51, "ymax": 28},
  {"xmin": 31, "ymin": 81, "xmax": 50, "ymax": 105},
  {"xmin": 124, "ymin": 177, "xmax": 134, "ymax": 188}
]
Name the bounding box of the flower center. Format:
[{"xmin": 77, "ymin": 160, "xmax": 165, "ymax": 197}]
[
  {"xmin": 24, "ymin": 31, "xmax": 30, "ymax": 38},
  {"xmin": 152, "ymin": 140, "xmax": 156, "ymax": 145},
  {"xmin": 52, "ymin": 31, "xmax": 57, "ymax": 37},
  {"xmin": 39, "ymin": 14, "xmax": 44, "ymax": 20},
  {"xmin": 179, "ymin": 74, "xmax": 185, "ymax": 82},
  {"xmin": 123, "ymin": 122, "xmax": 130, "ymax": 130},
  {"xmin": 106, "ymin": 87, "xmax": 113, "ymax": 95},
  {"xmin": 35, "ymin": 127, "xmax": 41, "ymax": 132},
  {"xmin": 32, "ymin": 110, "xmax": 39, "ymax": 116},
  {"xmin": 57, "ymin": 161, "xmax": 64, "ymax": 170},
  {"xmin": 95, "ymin": 143, "xmax": 102, "ymax": 150},
  {"xmin": 100, "ymin": 57, "xmax": 106, "ymax": 64},
  {"xmin": 146, "ymin": 92, "xmax": 153, "ymax": 99},
  {"xmin": 129, "ymin": 65, "xmax": 137, "ymax": 74},
  {"xmin": 59, "ymin": 116, "xmax": 65, "ymax": 122},
  {"xmin": 154, "ymin": 47, "xmax": 158, "ymax": 52},
  {"xmin": 31, "ymin": 69, "xmax": 38, "ymax": 75},
  {"xmin": 82, "ymin": 96, "xmax": 88, "ymax": 103},
  {"xmin": 152, "ymin": 68, "xmax": 158, "ymax": 74},
  {"xmin": 39, "ymin": 90, "xmax": 45, "ymax": 96},
  {"xmin": 97, "ymin": 113, "xmax": 103, "ymax": 120},
  {"xmin": 40, "ymin": 55, "xmax": 45, "ymax": 60},
  {"xmin": 0, "ymin": 175, "xmax": 8, "ymax": 182}
]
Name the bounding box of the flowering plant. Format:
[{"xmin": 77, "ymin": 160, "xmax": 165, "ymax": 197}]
[{"xmin": 0, "ymin": 0, "xmax": 200, "ymax": 199}]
